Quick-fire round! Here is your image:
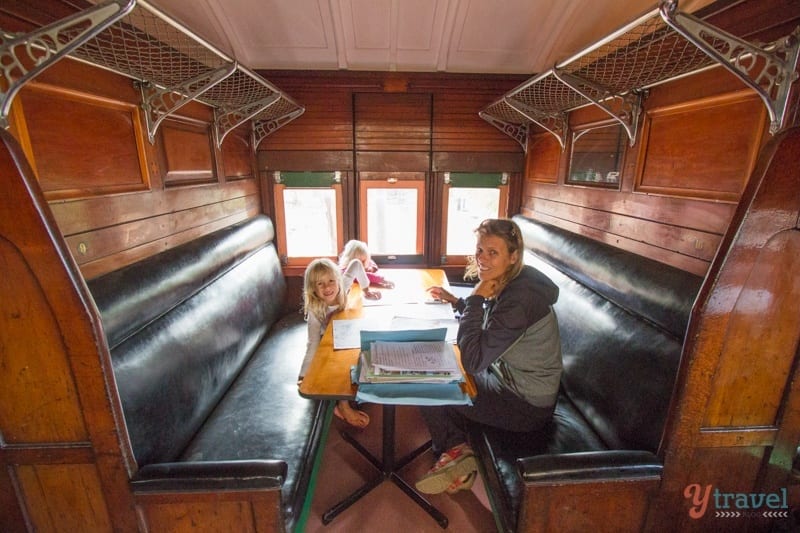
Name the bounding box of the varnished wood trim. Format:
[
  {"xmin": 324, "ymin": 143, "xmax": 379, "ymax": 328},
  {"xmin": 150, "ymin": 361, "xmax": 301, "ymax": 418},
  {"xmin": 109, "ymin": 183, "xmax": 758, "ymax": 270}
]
[
  {"xmin": 1, "ymin": 443, "xmax": 95, "ymax": 465},
  {"xmin": 258, "ymin": 150, "xmax": 355, "ymax": 171},
  {"xmin": 76, "ymin": 206, "xmax": 259, "ymax": 279},
  {"xmin": 527, "ymin": 196, "xmax": 721, "ymax": 262},
  {"xmin": 522, "ymin": 208, "xmax": 711, "ymax": 275},
  {"xmin": 696, "ymin": 426, "xmax": 777, "ymax": 447},
  {"xmin": 49, "ymin": 180, "xmax": 258, "ymax": 235}
]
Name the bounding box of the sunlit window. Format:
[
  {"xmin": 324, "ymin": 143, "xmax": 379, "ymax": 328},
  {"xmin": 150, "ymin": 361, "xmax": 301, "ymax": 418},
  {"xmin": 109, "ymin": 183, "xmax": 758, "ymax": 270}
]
[
  {"xmin": 442, "ymin": 172, "xmax": 508, "ymax": 262},
  {"xmin": 273, "ymin": 172, "xmax": 343, "ymax": 266},
  {"xmin": 359, "ymin": 175, "xmax": 425, "ymax": 260},
  {"xmin": 283, "ymin": 188, "xmax": 338, "ymax": 257},
  {"xmin": 446, "ymin": 188, "xmax": 501, "ymax": 255},
  {"xmin": 367, "ymin": 188, "xmax": 417, "ymax": 254}
]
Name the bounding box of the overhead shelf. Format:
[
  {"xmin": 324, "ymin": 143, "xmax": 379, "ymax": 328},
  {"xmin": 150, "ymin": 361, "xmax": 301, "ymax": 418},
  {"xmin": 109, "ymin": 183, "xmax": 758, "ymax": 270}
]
[
  {"xmin": 480, "ymin": 0, "xmax": 800, "ymax": 152},
  {"xmin": 0, "ymin": 0, "xmax": 304, "ymax": 148}
]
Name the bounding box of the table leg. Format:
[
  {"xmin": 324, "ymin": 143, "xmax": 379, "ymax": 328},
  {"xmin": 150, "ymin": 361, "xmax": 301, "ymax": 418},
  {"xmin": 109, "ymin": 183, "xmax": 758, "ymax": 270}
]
[{"xmin": 321, "ymin": 404, "xmax": 449, "ymax": 528}]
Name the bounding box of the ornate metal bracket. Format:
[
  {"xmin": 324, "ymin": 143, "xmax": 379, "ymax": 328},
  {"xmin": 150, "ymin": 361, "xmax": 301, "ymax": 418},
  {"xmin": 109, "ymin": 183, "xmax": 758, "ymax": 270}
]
[
  {"xmin": 503, "ymin": 97, "xmax": 568, "ymax": 151},
  {"xmin": 477, "ymin": 110, "xmax": 529, "ymax": 153},
  {"xmin": 660, "ymin": 0, "xmax": 800, "ymax": 134},
  {"xmin": 0, "ymin": 0, "xmax": 135, "ymax": 128},
  {"xmin": 252, "ymin": 108, "xmax": 305, "ymax": 149},
  {"xmin": 214, "ymin": 93, "xmax": 281, "ymax": 148},
  {"xmin": 552, "ymin": 69, "xmax": 644, "ymax": 146},
  {"xmin": 139, "ymin": 63, "xmax": 236, "ymax": 144}
]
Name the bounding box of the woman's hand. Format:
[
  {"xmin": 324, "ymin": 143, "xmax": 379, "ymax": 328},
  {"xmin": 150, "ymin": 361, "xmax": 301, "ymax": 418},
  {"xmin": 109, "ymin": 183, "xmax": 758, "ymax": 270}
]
[
  {"xmin": 427, "ymin": 286, "xmax": 456, "ymax": 304},
  {"xmin": 472, "ymin": 279, "xmax": 500, "ymax": 299}
]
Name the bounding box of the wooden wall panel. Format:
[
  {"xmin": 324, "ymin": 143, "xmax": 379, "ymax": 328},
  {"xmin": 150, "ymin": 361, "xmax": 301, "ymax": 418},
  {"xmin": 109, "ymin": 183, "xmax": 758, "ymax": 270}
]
[
  {"xmin": 257, "ymin": 70, "xmax": 527, "ymax": 157},
  {"xmin": 527, "ymin": 133, "xmax": 560, "ymax": 183},
  {"xmin": 433, "ymin": 89, "xmax": 521, "ymax": 152},
  {"xmin": 136, "ymin": 491, "xmax": 283, "ymax": 532},
  {"xmin": 159, "ymin": 118, "xmax": 216, "ymax": 186},
  {"xmin": 257, "ymin": 85, "xmax": 354, "ymax": 151},
  {"xmin": 635, "ymin": 91, "xmax": 766, "ymax": 201},
  {"xmin": 355, "ymin": 93, "xmax": 432, "ymax": 152},
  {"xmin": 15, "ymin": 464, "xmax": 113, "ymax": 533},
  {"xmin": 521, "ymin": 68, "xmax": 766, "ymax": 276},
  {"xmin": 7, "ymin": 56, "xmax": 262, "ymax": 279},
  {"xmin": 221, "ymin": 126, "xmax": 256, "ymax": 180},
  {"xmin": 18, "ymin": 82, "xmax": 149, "ymax": 199}
]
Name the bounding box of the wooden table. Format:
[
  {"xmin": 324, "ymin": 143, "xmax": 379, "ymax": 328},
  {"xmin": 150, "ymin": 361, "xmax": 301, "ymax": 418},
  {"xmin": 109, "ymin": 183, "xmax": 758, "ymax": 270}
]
[{"xmin": 298, "ymin": 269, "xmax": 469, "ymax": 528}]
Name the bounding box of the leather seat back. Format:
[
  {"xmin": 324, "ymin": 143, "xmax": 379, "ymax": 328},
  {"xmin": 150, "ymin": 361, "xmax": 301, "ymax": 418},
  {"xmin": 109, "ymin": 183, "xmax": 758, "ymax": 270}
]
[
  {"xmin": 88, "ymin": 216, "xmax": 286, "ymax": 466},
  {"xmin": 514, "ymin": 216, "xmax": 703, "ymax": 452}
]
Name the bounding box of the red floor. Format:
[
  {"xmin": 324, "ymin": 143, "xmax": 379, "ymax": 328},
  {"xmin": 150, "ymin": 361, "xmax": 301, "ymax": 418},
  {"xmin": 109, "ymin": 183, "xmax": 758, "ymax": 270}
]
[{"xmin": 303, "ymin": 403, "xmax": 498, "ymax": 532}]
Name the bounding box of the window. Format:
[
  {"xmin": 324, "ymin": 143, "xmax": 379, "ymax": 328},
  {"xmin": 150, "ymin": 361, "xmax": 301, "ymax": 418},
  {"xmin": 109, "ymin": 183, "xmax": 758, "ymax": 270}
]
[
  {"xmin": 359, "ymin": 173, "xmax": 425, "ymax": 263},
  {"xmin": 273, "ymin": 171, "xmax": 343, "ymax": 266},
  {"xmin": 567, "ymin": 122, "xmax": 625, "ymax": 188},
  {"xmin": 441, "ymin": 172, "xmax": 508, "ymax": 264}
]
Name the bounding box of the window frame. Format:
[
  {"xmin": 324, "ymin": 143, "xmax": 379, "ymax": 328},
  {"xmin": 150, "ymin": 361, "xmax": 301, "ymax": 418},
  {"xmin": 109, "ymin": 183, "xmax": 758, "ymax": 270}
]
[
  {"xmin": 440, "ymin": 172, "xmax": 509, "ymax": 266},
  {"xmin": 358, "ymin": 173, "xmax": 426, "ymax": 265},
  {"xmin": 272, "ymin": 171, "xmax": 344, "ymax": 268},
  {"xmin": 565, "ymin": 120, "xmax": 626, "ymax": 189}
]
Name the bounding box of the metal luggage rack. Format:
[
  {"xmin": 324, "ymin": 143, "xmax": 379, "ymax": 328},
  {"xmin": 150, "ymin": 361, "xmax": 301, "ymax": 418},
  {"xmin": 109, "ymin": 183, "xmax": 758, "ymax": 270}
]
[
  {"xmin": 0, "ymin": 0, "xmax": 304, "ymax": 148},
  {"xmin": 480, "ymin": 0, "xmax": 800, "ymax": 152}
]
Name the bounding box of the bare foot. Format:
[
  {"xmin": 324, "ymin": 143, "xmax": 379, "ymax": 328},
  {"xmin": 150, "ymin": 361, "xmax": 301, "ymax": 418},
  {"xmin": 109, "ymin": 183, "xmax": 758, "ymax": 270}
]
[
  {"xmin": 364, "ymin": 289, "xmax": 382, "ymax": 300},
  {"xmin": 334, "ymin": 401, "xmax": 370, "ymax": 428}
]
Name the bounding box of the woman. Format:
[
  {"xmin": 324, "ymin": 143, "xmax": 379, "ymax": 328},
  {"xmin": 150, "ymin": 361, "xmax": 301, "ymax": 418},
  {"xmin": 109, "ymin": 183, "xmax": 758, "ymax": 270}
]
[{"xmin": 416, "ymin": 218, "xmax": 562, "ymax": 494}]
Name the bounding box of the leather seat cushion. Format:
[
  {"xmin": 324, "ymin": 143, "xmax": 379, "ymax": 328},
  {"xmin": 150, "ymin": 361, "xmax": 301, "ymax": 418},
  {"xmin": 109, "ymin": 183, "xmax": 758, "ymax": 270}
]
[
  {"xmin": 180, "ymin": 313, "xmax": 326, "ymax": 522},
  {"xmin": 472, "ymin": 393, "xmax": 607, "ymax": 528}
]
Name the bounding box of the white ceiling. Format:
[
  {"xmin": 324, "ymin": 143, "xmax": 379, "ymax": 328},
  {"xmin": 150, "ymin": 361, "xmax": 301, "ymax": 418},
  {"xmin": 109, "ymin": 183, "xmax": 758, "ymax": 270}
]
[{"xmin": 147, "ymin": 0, "xmax": 716, "ymax": 75}]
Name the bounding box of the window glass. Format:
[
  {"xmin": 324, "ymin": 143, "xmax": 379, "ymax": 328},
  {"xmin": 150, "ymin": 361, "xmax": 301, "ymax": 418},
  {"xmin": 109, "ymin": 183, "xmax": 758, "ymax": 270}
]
[
  {"xmin": 567, "ymin": 123, "xmax": 625, "ymax": 188},
  {"xmin": 366, "ymin": 187, "xmax": 418, "ymax": 254},
  {"xmin": 282, "ymin": 188, "xmax": 338, "ymax": 257},
  {"xmin": 446, "ymin": 187, "xmax": 500, "ymax": 255}
]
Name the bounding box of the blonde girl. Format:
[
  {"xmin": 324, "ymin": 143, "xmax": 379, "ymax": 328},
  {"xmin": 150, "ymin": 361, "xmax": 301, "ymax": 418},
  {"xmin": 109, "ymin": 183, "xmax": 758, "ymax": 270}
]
[
  {"xmin": 339, "ymin": 239, "xmax": 394, "ymax": 288},
  {"xmin": 299, "ymin": 257, "xmax": 373, "ymax": 428}
]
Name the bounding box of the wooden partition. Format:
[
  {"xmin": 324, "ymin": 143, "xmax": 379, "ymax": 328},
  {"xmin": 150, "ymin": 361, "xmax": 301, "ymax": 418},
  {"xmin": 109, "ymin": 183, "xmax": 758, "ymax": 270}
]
[
  {"xmin": 0, "ymin": 128, "xmax": 137, "ymax": 532},
  {"xmin": 647, "ymin": 126, "xmax": 800, "ymax": 531}
]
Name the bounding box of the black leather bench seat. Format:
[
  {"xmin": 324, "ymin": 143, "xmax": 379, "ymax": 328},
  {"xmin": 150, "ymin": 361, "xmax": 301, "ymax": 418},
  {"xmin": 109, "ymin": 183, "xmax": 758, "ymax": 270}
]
[
  {"xmin": 471, "ymin": 216, "xmax": 703, "ymax": 533},
  {"xmin": 88, "ymin": 215, "xmax": 326, "ymax": 532}
]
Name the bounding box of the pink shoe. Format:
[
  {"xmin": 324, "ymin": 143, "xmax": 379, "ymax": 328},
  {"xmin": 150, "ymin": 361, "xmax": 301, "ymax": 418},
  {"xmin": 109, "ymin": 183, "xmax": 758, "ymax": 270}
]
[{"xmin": 415, "ymin": 443, "xmax": 477, "ymax": 495}]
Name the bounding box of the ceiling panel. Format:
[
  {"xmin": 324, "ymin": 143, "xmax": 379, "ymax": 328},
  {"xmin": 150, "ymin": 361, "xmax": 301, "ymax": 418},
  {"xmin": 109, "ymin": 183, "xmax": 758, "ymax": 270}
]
[{"xmin": 147, "ymin": 0, "xmax": 718, "ymax": 74}]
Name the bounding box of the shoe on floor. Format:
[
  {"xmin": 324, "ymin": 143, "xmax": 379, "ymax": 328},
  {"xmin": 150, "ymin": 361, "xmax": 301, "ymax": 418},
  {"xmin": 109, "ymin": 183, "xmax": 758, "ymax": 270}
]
[
  {"xmin": 446, "ymin": 470, "xmax": 477, "ymax": 494},
  {"xmin": 415, "ymin": 443, "xmax": 477, "ymax": 495}
]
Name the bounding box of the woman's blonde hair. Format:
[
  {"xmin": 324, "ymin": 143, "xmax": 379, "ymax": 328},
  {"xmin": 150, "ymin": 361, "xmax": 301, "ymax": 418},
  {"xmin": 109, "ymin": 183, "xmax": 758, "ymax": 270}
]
[
  {"xmin": 464, "ymin": 218, "xmax": 524, "ymax": 290},
  {"xmin": 339, "ymin": 239, "xmax": 369, "ymax": 269},
  {"xmin": 303, "ymin": 258, "xmax": 346, "ymax": 323}
]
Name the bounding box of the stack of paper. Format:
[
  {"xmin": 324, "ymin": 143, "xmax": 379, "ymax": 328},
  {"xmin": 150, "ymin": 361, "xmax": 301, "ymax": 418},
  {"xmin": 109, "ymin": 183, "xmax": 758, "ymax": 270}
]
[
  {"xmin": 353, "ymin": 328, "xmax": 472, "ymax": 406},
  {"xmin": 359, "ymin": 340, "xmax": 463, "ymax": 384}
]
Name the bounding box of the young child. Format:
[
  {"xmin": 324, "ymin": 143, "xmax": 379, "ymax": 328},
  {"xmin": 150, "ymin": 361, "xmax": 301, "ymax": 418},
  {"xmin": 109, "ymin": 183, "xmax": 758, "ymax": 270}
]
[
  {"xmin": 339, "ymin": 240, "xmax": 395, "ymax": 289},
  {"xmin": 299, "ymin": 257, "xmax": 376, "ymax": 428}
]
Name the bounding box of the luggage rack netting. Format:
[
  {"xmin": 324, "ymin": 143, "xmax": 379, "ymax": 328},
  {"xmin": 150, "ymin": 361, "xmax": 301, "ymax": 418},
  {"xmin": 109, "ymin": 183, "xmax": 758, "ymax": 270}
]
[
  {"xmin": 481, "ymin": 0, "xmax": 800, "ymax": 152},
  {"xmin": 0, "ymin": 0, "xmax": 304, "ymax": 147}
]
